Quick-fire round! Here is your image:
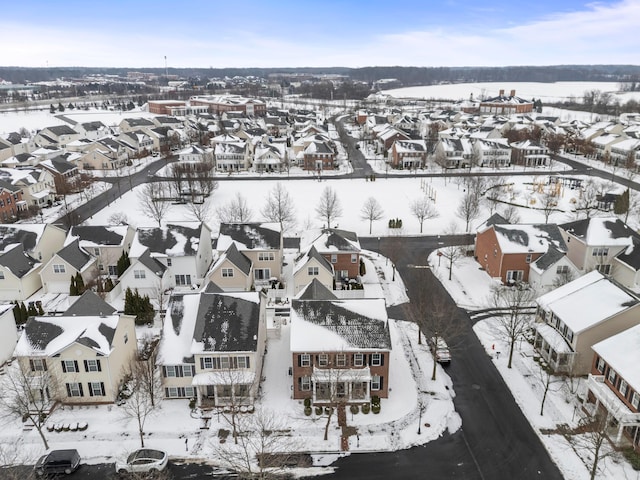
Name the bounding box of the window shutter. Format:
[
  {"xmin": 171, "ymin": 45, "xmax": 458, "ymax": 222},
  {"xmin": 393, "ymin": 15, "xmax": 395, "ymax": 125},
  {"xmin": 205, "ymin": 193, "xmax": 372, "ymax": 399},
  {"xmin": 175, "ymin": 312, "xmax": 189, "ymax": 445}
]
[
  {"xmin": 97, "ymin": 360, "xmax": 101, "ymax": 372},
  {"xmin": 79, "ymin": 383, "xmax": 84, "ymax": 397},
  {"xmin": 200, "ymin": 358, "xmax": 205, "ymax": 370},
  {"xmin": 83, "ymin": 360, "xmax": 88, "ymax": 372},
  {"xmin": 61, "ymin": 361, "xmax": 67, "ymax": 373},
  {"xmin": 165, "ymin": 388, "xmax": 169, "ymax": 397},
  {"xmin": 74, "ymin": 360, "xmax": 79, "ymax": 372},
  {"xmin": 177, "ymin": 366, "xmax": 183, "ymax": 378},
  {"xmin": 162, "ymin": 366, "xmax": 167, "ymax": 377},
  {"xmin": 380, "ymin": 377, "xmax": 384, "ymax": 390},
  {"xmin": 100, "ymin": 383, "xmax": 105, "ymax": 396},
  {"xmin": 29, "ymin": 359, "xmax": 35, "ymax": 371},
  {"xmin": 368, "ymin": 354, "xmax": 372, "ymax": 366},
  {"xmin": 297, "ymin": 377, "xmax": 301, "ymax": 389},
  {"xmin": 89, "ymin": 385, "xmax": 93, "ymax": 397},
  {"xmin": 246, "ymin": 357, "xmax": 250, "ymax": 368},
  {"xmin": 297, "ymin": 355, "xmax": 301, "ymax": 367},
  {"xmin": 66, "ymin": 383, "xmax": 71, "ymax": 397},
  {"xmin": 380, "ymin": 354, "xmax": 385, "ymax": 366},
  {"xmin": 43, "ymin": 360, "xmax": 47, "ymax": 371}
]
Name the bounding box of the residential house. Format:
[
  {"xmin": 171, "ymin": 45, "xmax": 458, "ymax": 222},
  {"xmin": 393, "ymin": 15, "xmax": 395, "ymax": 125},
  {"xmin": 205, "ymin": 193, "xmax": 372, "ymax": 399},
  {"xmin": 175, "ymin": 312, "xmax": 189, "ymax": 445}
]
[
  {"xmin": 40, "ymin": 239, "xmax": 98, "ymax": 294},
  {"xmin": 66, "ymin": 225, "xmax": 134, "ymax": 278},
  {"xmin": 302, "ymin": 139, "xmax": 336, "ymax": 171},
  {"xmin": 479, "ymin": 89, "xmax": 533, "ymax": 114},
  {"xmin": 389, "ymin": 140, "xmax": 427, "ymax": 169},
  {"xmin": 118, "ymin": 117, "xmax": 156, "ymax": 133},
  {"xmin": 178, "ymin": 145, "xmax": 213, "ymax": 164},
  {"xmin": 290, "ymin": 288, "xmax": 392, "ymax": 403},
  {"xmin": 130, "ymin": 222, "xmax": 213, "ymax": 288},
  {"xmin": 475, "ymin": 223, "xmax": 566, "ymax": 284},
  {"xmin": 533, "ymin": 271, "xmax": 640, "ymax": 374},
  {"xmin": 40, "ymin": 156, "xmax": 80, "ymax": 196},
  {"xmin": 434, "ymin": 138, "xmax": 473, "ymax": 169},
  {"xmin": 307, "ymin": 228, "xmax": 361, "ymax": 285},
  {"xmin": 205, "ymin": 243, "xmax": 252, "ymax": 292},
  {"xmin": 117, "ymin": 130, "xmax": 154, "ymax": 157},
  {"xmin": 0, "ymin": 178, "xmax": 26, "ymax": 221},
  {"xmin": 253, "ymin": 142, "xmax": 287, "ymax": 173},
  {"xmin": 73, "ymin": 121, "xmax": 110, "ymax": 141},
  {"xmin": 157, "ymin": 289, "xmax": 265, "ymax": 405},
  {"xmin": 13, "ymin": 293, "xmax": 137, "ymax": 404},
  {"xmin": 117, "ymin": 249, "xmax": 170, "ymax": 300},
  {"xmin": 609, "ymin": 138, "xmax": 640, "ymax": 167},
  {"xmin": 7, "ymin": 168, "xmax": 56, "ymax": 208},
  {"xmin": 34, "ymin": 125, "xmax": 81, "ymax": 148},
  {"xmin": 586, "ymin": 324, "xmax": 640, "ymax": 451},
  {"xmin": 528, "ymin": 245, "xmax": 580, "ymax": 295},
  {"xmin": 293, "ymin": 246, "xmax": 334, "ymax": 294},
  {"xmin": 215, "ymin": 223, "xmax": 283, "ymax": 288},
  {"xmin": 510, "ymin": 140, "xmax": 550, "ymax": 167},
  {"xmin": 0, "ymin": 304, "xmax": 17, "ymax": 367},
  {"xmin": 214, "ymin": 141, "xmax": 250, "ymax": 172},
  {"xmin": 78, "ymin": 138, "xmax": 128, "ymax": 170},
  {"xmin": 472, "ymin": 139, "xmax": 512, "ymax": 168}
]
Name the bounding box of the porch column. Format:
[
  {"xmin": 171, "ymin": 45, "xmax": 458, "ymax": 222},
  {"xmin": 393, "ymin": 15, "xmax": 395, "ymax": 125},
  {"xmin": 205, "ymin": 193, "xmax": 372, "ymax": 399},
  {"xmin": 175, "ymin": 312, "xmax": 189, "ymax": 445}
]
[{"xmin": 616, "ymin": 423, "xmax": 624, "ymax": 444}]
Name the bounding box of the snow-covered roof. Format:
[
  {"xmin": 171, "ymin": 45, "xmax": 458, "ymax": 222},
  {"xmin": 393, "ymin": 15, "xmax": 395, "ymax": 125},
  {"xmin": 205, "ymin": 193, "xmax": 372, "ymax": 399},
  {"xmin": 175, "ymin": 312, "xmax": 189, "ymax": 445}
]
[
  {"xmin": 536, "ymin": 271, "xmax": 638, "ymax": 334},
  {"xmin": 307, "ymin": 228, "xmax": 361, "ymax": 253},
  {"xmin": 216, "ymin": 223, "xmax": 281, "ymax": 251},
  {"xmin": 132, "ymin": 223, "xmax": 204, "ymax": 258},
  {"xmin": 15, "ymin": 315, "xmax": 120, "ymax": 356},
  {"xmin": 592, "ymin": 323, "xmax": 640, "ymax": 390},
  {"xmin": 490, "ymin": 224, "xmax": 566, "ymax": 254},
  {"xmin": 290, "ymin": 298, "xmax": 391, "ymax": 351},
  {"xmin": 534, "ymin": 323, "xmax": 573, "ymax": 354},
  {"xmin": 561, "ymin": 217, "xmax": 637, "ymax": 247}
]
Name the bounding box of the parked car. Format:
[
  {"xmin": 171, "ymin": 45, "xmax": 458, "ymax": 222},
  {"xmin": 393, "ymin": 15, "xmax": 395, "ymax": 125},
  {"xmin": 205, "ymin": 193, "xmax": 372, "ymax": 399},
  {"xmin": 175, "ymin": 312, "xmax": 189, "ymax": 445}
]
[
  {"xmin": 34, "ymin": 449, "xmax": 81, "ymax": 476},
  {"xmin": 433, "ymin": 336, "xmax": 451, "ymax": 364},
  {"xmin": 115, "ymin": 448, "xmax": 168, "ymax": 475}
]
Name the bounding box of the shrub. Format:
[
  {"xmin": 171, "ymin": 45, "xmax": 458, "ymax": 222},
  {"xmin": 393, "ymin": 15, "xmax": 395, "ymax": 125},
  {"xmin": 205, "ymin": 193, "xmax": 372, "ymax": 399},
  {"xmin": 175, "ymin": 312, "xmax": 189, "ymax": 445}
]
[
  {"xmin": 304, "ymin": 406, "xmax": 312, "ymax": 416},
  {"xmin": 315, "ymin": 406, "xmax": 323, "ymax": 416},
  {"xmin": 359, "ymin": 259, "xmax": 366, "ymax": 276},
  {"xmin": 324, "ymin": 407, "xmax": 333, "ymax": 416},
  {"xmin": 188, "ymin": 398, "xmax": 196, "ymax": 410},
  {"xmin": 304, "ymin": 398, "xmax": 311, "ymax": 408},
  {"xmin": 350, "ymin": 404, "xmax": 359, "ymax": 415},
  {"xmin": 371, "ymin": 395, "xmax": 380, "ymax": 407},
  {"xmin": 361, "ymin": 403, "xmax": 370, "ymax": 414},
  {"xmin": 623, "ymin": 448, "xmax": 640, "ymax": 471},
  {"xmin": 372, "ymin": 404, "xmax": 381, "ymax": 414}
]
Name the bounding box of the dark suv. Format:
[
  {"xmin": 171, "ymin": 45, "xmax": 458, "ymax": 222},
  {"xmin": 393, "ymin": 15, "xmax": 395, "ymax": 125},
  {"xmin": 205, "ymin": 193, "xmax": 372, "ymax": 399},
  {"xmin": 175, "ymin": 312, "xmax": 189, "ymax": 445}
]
[{"xmin": 35, "ymin": 449, "xmax": 81, "ymax": 476}]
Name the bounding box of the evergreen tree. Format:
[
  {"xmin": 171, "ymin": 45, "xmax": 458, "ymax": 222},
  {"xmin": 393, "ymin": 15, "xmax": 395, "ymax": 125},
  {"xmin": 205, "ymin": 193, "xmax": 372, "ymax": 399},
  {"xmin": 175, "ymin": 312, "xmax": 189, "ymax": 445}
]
[
  {"xmin": 19, "ymin": 302, "xmax": 28, "ymax": 323},
  {"xmin": 104, "ymin": 277, "xmax": 115, "ymax": 292},
  {"xmin": 57, "ymin": 102, "xmax": 65, "ymax": 112},
  {"xmin": 124, "ymin": 287, "xmax": 135, "ymax": 315},
  {"xmin": 117, "ymin": 252, "xmax": 131, "ymax": 276},
  {"xmin": 36, "ymin": 301, "xmax": 45, "ymax": 316},
  {"xmin": 27, "ymin": 302, "xmax": 37, "ymax": 316},
  {"xmin": 75, "ymin": 273, "xmax": 85, "ymax": 294},
  {"xmin": 70, "ymin": 275, "xmax": 78, "ymax": 296},
  {"xmin": 614, "ymin": 189, "xmax": 630, "ymax": 216},
  {"xmin": 12, "ymin": 301, "xmax": 21, "ymax": 325}
]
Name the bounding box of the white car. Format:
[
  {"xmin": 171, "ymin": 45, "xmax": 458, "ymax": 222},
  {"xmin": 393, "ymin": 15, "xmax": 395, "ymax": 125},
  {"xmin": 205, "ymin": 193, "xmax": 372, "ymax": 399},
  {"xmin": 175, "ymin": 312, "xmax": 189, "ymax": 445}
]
[
  {"xmin": 115, "ymin": 448, "xmax": 168, "ymax": 475},
  {"xmin": 433, "ymin": 336, "xmax": 451, "ymax": 364}
]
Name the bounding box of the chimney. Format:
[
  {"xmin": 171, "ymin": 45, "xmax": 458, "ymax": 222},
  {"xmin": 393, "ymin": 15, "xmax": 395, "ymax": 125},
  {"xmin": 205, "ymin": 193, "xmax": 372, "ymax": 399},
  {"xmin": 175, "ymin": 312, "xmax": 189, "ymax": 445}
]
[
  {"xmin": 499, "ymin": 89, "xmax": 504, "ymax": 96},
  {"xmin": 510, "ymin": 90, "xmax": 516, "ymax": 97}
]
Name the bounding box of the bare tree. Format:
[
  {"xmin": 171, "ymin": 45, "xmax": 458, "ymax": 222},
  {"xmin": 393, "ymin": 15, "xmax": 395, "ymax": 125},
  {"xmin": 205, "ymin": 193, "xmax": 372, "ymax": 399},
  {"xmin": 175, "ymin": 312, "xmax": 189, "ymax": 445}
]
[
  {"xmin": 107, "ymin": 212, "xmax": 129, "ymax": 225},
  {"xmin": 501, "ymin": 205, "xmax": 521, "ymax": 224},
  {"xmin": 216, "ymin": 192, "xmax": 254, "ymax": 223},
  {"xmin": 410, "ymin": 196, "xmax": 439, "ymax": 233},
  {"xmin": 0, "ymin": 442, "xmax": 37, "ymax": 480},
  {"xmin": 187, "ymin": 196, "xmax": 214, "ymax": 223},
  {"xmin": 0, "ymin": 364, "xmax": 59, "ymax": 450},
  {"xmin": 573, "ymin": 178, "xmax": 601, "ymax": 219},
  {"xmin": 488, "ymin": 282, "xmax": 536, "ymax": 368},
  {"xmin": 456, "ymin": 178, "xmax": 484, "ymax": 232},
  {"xmin": 137, "ymin": 182, "xmax": 172, "ymax": 227},
  {"xmin": 439, "ymin": 223, "xmax": 466, "ymax": 281},
  {"xmin": 567, "ymin": 408, "xmax": 619, "ymax": 480},
  {"xmin": 538, "ymin": 190, "xmax": 558, "ymax": 224},
  {"xmin": 261, "ymin": 183, "xmax": 296, "ymax": 232},
  {"xmin": 315, "ymin": 186, "xmax": 343, "ymax": 229},
  {"xmin": 360, "ymin": 197, "xmax": 384, "ymax": 234},
  {"xmin": 210, "ymin": 367, "xmax": 257, "ymax": 445},
  {"xmin": 213, "ymin": 407, "xmax": 296, "ymax": 479},
  {"xmin": 120, "ymin": 351, "xmax": 163, "ymax": 447}
]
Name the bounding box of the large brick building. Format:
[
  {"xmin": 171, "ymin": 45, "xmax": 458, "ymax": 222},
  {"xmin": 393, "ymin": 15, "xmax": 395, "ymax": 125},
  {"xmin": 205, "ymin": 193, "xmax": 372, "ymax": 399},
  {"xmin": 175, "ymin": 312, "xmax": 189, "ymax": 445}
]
[
  {"xmin": 479, "ymin": 89, "xmax": 533, "ymax": 114},
  {"xmin": 189, "ymin": 95, "xmax": 266, "ymax": 117}
]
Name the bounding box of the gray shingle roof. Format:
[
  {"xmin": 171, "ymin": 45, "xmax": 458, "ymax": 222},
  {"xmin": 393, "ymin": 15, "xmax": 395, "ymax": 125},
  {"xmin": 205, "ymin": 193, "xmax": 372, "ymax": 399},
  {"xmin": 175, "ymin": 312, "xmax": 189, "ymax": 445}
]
[
  {"xmin": 219, "ymin": 223, "xmax": 281, "ymax": 250},
  {"xmin": 136, "ymin": 224, "xmax": 202, "ymax": 256},
  {"xmin": 0, "ymin": 226, "xmax": 38, "ymax": 253},
  {"xmin": 324, "ymin": 228, "xmax": 360, "ymax": 251},
  {"xmin": 193, "ymin": 293, "xmax": 260, "ymax": 352},
  {"xmin": 57, "ymin": 239, "xmax": 91, "ymax": 271},
  {"xmin": 70, "ymin": 226, "xmax": 124, "ymax": 246},
  {"xmin": 297, "ymin": 278, "xmax": 337, "ymax": 300},
  {"xmin": 532, "ymin": 245, "xmax": 566, "ymax": 271},
  {"xmin": 223, "ymin": 243, "xmax": 252, "ymax": 276},
  {"xmin": 137, "ymin": 249, "xmax": 167, "ymax": 276},
  {"xmin": 0, "ymin": 245, "xmax": 38, "ymax": 278},
  {"xmin": 64, "ymin": 290, "xmax": 117, "ymax": 316}
]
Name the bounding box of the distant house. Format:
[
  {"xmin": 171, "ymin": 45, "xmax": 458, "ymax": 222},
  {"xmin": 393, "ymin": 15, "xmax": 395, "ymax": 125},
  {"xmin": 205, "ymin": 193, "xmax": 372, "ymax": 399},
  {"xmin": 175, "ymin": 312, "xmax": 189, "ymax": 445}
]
[
  {"xmin": 0, "ymin": 178, "xmax": 27, "ymax": 221},
  {"xmin": 533, "ymin": 271, "xmax": 640, "ymax": 375},
  {"xmin": 434, "ymin": 138, "xmax": 473, "ymax": 169},
  {"xmin": 293, "ymin": 246, "xmax": 334, "ymax": 294},
  {"xmin": 67, "ymin": 225, "xmax": 134, "ymax": 278},
  {"xmin": 586, "ymin": 324, "xmax": 640, "ymax": 452},
  {"xmin": 206, "ymin": 243, "xmax": 253, "ymax": 292},
  {"xmin": 13, "ymin": 294, "xmax": 137, "ymax": 404},
  {"xmin": 214, "ymin": 141, "xmax": 250, "ymax": 172},
  {"xmin": 129, "ymin": 222, "xmax": 213, "ymax": 288},
  {"xmin": 158, "ymin": 290, "xmax": 265, "ymax": 405},
  {"xmin": 178, "ymin": 145, "xmax": 213, "ymax": 163},
  {"xmin": 510, "ymin": 140, "xmax": 550, "ymax": 167},
  {"xmin": 253, "ymin": 143, "xmax": 287, "ymax": 173},
  {"xmin": 389, "ymin": 140, "xmax": 427, "ymax": 169},
  {"xmin": 474, "ymin": 223, "xmax": 566, "ymax": 284},
  {"xmin": 34, "ymin": 125, "xmax": 81, "ymax": 148},
  {"xmin": 302, "ymin": 139, "xmax": 336, "ymax": 171},
  {"xmin": 472, "ymin": 139, "xmax": 511, "ymax": 168},
  {"xmin": 479, "ymin": 89, "xmax": 533, "ymax": 114},
  {"xmin": 305, "ymin": 228, "xmax": 362, "ymax": 285},
  {"xmin": 290, "ymin": 288, "xmax": 392, "ymax": 403}
]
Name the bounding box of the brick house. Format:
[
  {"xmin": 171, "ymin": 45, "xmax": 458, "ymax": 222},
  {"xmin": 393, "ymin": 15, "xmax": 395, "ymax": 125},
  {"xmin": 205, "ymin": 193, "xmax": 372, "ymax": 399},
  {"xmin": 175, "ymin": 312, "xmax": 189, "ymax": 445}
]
[
  {"xmin": 303, "ymin": 140, "xmax": 336, "ymax": 171},
  {"xmin": 479, "ymin": 89, "xmax": 533, "ymax": 114},
  {"xmin": 389, "ymin": 140, "xmax": 427, "ymax": 169},
  {"xmin": 308, "ymin": 228, "xmax": 361, "ymax": 284},
  {"xmin": 0, "ymin": 179, "xmax": 26, "ymax": 221}
]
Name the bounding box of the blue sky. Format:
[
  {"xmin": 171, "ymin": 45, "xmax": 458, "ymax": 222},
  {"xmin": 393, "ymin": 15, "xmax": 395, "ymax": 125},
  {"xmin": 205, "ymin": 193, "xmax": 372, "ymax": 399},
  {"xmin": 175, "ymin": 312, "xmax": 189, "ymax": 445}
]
[{"xmin": 1, "ymin": 0, "xmax": 638, "ymax": 68}]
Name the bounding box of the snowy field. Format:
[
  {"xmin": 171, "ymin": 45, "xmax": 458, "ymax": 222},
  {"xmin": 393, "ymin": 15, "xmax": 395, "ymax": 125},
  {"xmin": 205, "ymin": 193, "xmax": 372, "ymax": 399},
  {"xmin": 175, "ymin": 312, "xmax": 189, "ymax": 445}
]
[{"xmin": 383, "ymin": 81, "xmax": 640, "ymax": 105}]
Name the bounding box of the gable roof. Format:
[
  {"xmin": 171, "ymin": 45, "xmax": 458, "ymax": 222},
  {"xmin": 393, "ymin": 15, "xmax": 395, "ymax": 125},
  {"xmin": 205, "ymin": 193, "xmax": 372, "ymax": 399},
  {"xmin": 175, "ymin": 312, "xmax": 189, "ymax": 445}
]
[
  {"xmin": 592, "ymin": 324, "xmax": 640, "ymax": 390},
  {"xmin": 531, "ymin": 244, "xmax": 566, "ymax": 272},
  {"xmin": 134, "ymin": 223, "xmax": 203, "ymax": 257},
  {"xmin": 192, "ymin": 292, "xmax": 261, "ymax": 353},
  {"xmin": 0, "ymin": 244, "xmax": 38, "ymax": 278},
  {"xmin": 68, "ymin": 225, "xmax": 128, "ymax": 247},
  {"xmin": 491, "ymin": 224, "xmax": 566, "ymax": 254},
  {"xmin": 294, "ymin": 245, "xmax": 333, "ymax": 276},
  {"xmin": 136, "ymin": 248, "xmax": 167, "ymax": 276},
  {"xmin": 217, "ymin": 223, "xmax": 281, "ymax": 251},
  {"xmin": 219, "ymin": 243, "xmax": 252, "ymax": 276},
  {"xmin": 15, "ymin": 314, "xmax": 120, "ymax": 356},
  {"xmin": 56, "ymin": 239, "xmax": 92, "ymax": 271},
  {"xmin": 290, "ymin": 298, "xmax": 391, "ymax": 351},
  {"xmin": 561, "ymin": 217, "xmax": 639, "ymax": 247},
  {"xmin": 0, "ymin": 224, "xmax": 42, "ymax": 254},
  {"xmin": 297, "ymin": 278, "xmax": 337, "ymax": 300},
  {"xmin": 64, "ymin": 290, "xmax": 117, "ymax": 316},
  {"xmin": 311, "ymin": 228, "xmax": 361, "ymax": 253}
]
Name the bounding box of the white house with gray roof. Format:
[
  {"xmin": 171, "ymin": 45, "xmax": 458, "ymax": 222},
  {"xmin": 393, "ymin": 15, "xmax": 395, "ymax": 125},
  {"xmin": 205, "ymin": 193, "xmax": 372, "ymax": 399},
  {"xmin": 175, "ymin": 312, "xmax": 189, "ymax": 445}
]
[
  {"xmin": 117, "ymin": 249, "xmax": 170, "ymax": 300},
  {"xmin": 528, "ymin": 245, "xmax": 580, "ymax": 295},
  {"xmin": 157, "ymin": 290, "xmax": 265, "ymax": 405},
  {"xmin": 205, "ymin": 243, "xmax": 253, "ymax": 292},
  {"xmin": 13, "ymin": 297, "xmax": 137, "ymax": 404},
  {"xmin": 293, "ymin": 246, "xmax": 334, "ymax": 294},
  {"xmin": 40, "ymin": 239, "xmax": 98, "ymax": 294},
  {"xmin": 66, "ymin": 225, "xmax": 134, "ymax": 278}
]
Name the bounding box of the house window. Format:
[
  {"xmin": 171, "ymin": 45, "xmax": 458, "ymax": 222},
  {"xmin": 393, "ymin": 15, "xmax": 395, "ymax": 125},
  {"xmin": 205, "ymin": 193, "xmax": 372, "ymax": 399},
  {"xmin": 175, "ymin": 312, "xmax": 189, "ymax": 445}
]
[
  {"xmin": 93, "ymin": 248, "xmax": 100, "ymax": 256},
  {"xmin": 596, "ymin": 357, "xmax": 605, "ymax": 373},
  {"xmin": 596, "ymin": 264, "xmax": 611, "ymax": 275},
  {"xmin": 165, "ymin": 386, "xmax": 196, "ymax": 398},
  {"xmin": 108, "ymin": 265, "xmax": 118, "ymax": 276},
  {"xmin": 175, "ymin": 274, "xmax": 192, "ymax": 285},
  {"xmin": 318, "ymin": 354, "xmax": 329, "ymax": 367},
  {"xmin": 308, "ymin": 266, "xmax": 319, "ymax": 276},
  {"xmin": 66, "ymin": 382, "xmax": 84, "ymax": 397},
  {"xmin": 371, "ymin": 375, "xmax": 381, "ymax": 391},
  {"xmin": 84, "ymin": 359, "xmax": 101, "ymax": 372},
  {"xmin": 236, "ymin": 356, "xmax": 249, "ymax": 369},
  {"xmin": 300, "ymin": 354, "xmax": 311, "ymax": 367},
  {"xmin": 525, "ymin": 254, "xmax": 532, "ymax": 264},
  {"xmin": 556, "ymin": 265, "xmax": 568, "ymax": 274},
  {"xmin": 632, "ymin": 392, "xmax": 640, "ymax": 410},
  {"xmin": 124, "ymin": 333, "xmax": 128, "ymax": 344},
  {"xmin": 134, "ymin": 270, "xmax": 146, "ymax": 279},
  {"xmin": 336, "ymin": 354, "xmax": 346, "ymax": 367},
  {"xmin": 592, "ymin": 247, "xmax": 609, "ymax": 257},
  {"xmin": 506, "ymin": 270, "xmax": 524, "ymax": 283},
  {"xmin": 351, "ymin": 254, "xmax": 357, "ymax": 264},
  {"xmin": 220, "ymin": 357, "xmax": 230, "ymax": 369},
  {"xmin": 167, "ymin": 258, "xmax": 172, "ymax": 266},
  {"xmin": 620, "ymin": 379, "xmax": 628, "ymax": 397},
  {"xmin": 0, "ymin": 271, "xmax": 4, "ymax": 280},
  {"xmin": 183, "ymin": 365, "xmax": 194, "ymax": 376},
  {"xmin": 330, "ymin": 254, "xmax": 337, "ymax": 264},
  {"xmin": 258, "ymin": 252, "xmax": 275, "ymax": 261},
  {"xmin": 300, "ymin": 376, "xmax": 311, "ymax": 391},
  {"xmin": 30, "ymin": 358, "xmax": 47, "ymax": 372},
  {"xmin": 371, "ymin": 353, "xmax": 382, "ymax": 367},
  {"xmin": 98, "ymin": 264, "xmax": 104, "ymax": 272},
  {"xmin": 88, "ymin": 382, "xmax": 105, "ymax": 397},
  {"xmin": 165, "ymin": 366, "xmax": 177, "ymax": 377},
  {"xmin": 53, "ymin": 264, "xmax": 66, "ymax": 274},
  {"xmin": 608, "ymin": 368, "xmax": 617, "ymax": 385},
  {"xmin": 254, "ymin": 268, "xmax": 271, "ymax": 280},
  {"xmin": 202, "ymin": 357, "xmax": 213, "ymax": 369},
  {"xmin": 221, "ymin": 268, "xmax": 234, "ymax": 278},
  {"xmin": 61, "ymin": 360, "xmax": 78, "ymax": 373},
  {"xmin": 354, "ymin": 353, "xmax": 364, "ymax": 367}
]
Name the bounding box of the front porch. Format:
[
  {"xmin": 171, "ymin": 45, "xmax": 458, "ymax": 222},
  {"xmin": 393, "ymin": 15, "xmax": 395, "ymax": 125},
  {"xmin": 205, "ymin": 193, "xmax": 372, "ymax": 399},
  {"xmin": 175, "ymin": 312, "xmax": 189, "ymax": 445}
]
[
  {"xmin": 312, "ymin": 367, "xmax": 371, "ymax": 404},
  {"xmin": 533, "ymin": 323, "xmax": 576, "ymax": 373},
  {"xmin": 192, "ymin": 371, "xmax": 256, "ymax": 408}
]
